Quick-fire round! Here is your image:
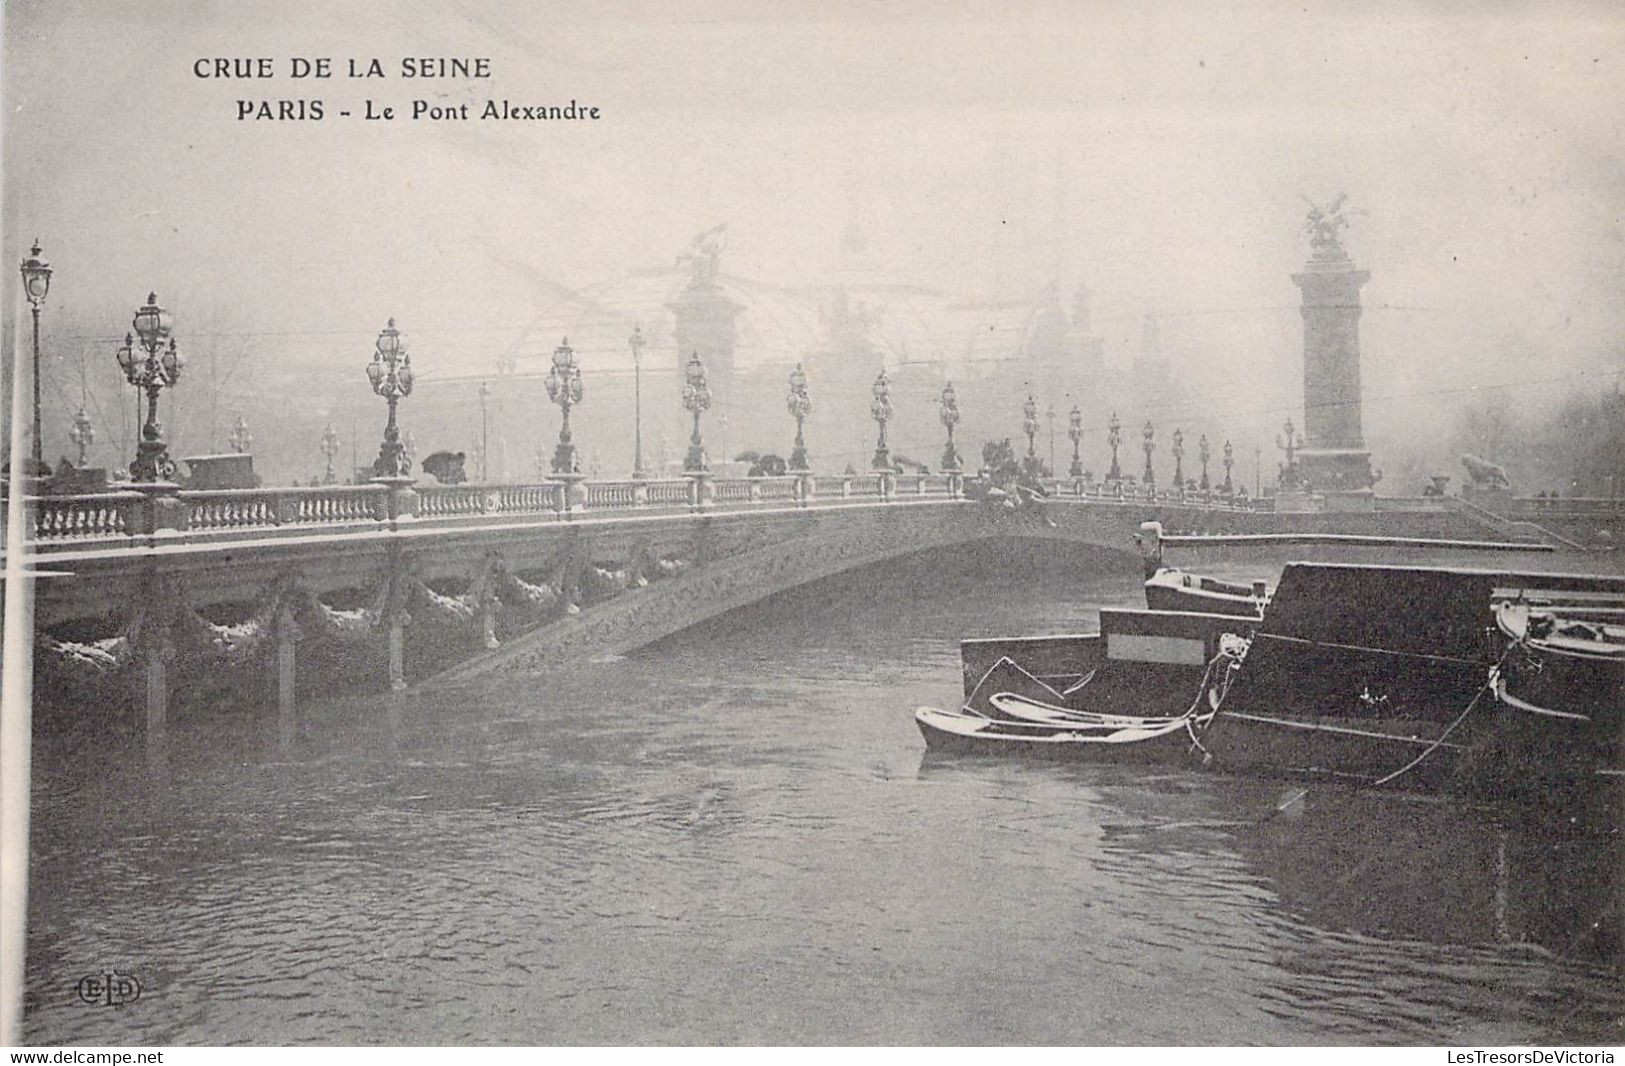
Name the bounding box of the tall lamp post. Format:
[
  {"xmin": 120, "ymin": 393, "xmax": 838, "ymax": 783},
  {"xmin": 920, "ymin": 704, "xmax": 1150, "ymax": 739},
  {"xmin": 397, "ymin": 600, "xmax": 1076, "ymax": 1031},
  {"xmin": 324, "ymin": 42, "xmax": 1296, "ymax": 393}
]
[
  {"xmin": 1022, "ymin": 395, "xmax": 1039, "ymax": 464},
  {"xmin": 1198, "ymin": 434, "xmax": 1211, "ymax": 492},
  {"xmin": 20, "ymin": 241, "xmax": 51, "ymax": 469},
  {"xmin": 1068, "ymin": 406, "xmax": 1084, "ymax": 478},
  {"xmin": 477, "ymin": 380, "xmax": 490, "ymax": 481},
  {"xmin": 229, "ymin": 415, "xmax": 251, "ymax": 454},
  {"xmin": 682, "ymin": 351, "xmax": 711, "ymax": 472},
  {"xmin": 630, "ymin": 325, "xmax": 648, "ymax": 479},
  {"xmin": 1277, "ymin": 417, "xmax": 1303, "ymax": 488},
  {"xmin": 545, "ymin": 337, "xmax": 583, "ymax": 474},
  {"xmin": 1046, "ymin": 403, "xmax": 1057, "ymax": 475},
  {"xmin": 1172, "ymin": 428, "xmax": 1185, "ymax": 492},
  {"xmin": 938, "ymin": 381, "xmax": 961, "ymax": 472},
  {"xmin": 1222, "ymin": 439, "xmax": 1234, "ymax": 494},
  {"xmin": 1106, "ymin": 410, "xmax": 1122, "ymax": 482},
  {"xmin": 69, "ymin": 407, "xmax": 94, "ymax": 468},
  {"xmin": 786, "ymin": 362, "xmax": 812, "ymax": 472},
  {"xmin": 320, "ymin": 423, "xmax": 340, "ymax": 484},
  {"xmin": 365, "ymin": 317, "xmax": 414, "ymax": 479},
  {"xmin": 1141, "ymin": 420, "xmax": 1156, "ymax": 489},
  {"xmin": 870, "ymin": 369, "xmax": 892, "ymax": 471},
  {"xmin": 115, "ymin": 293, "xmax": 184, "ymax": 482}
]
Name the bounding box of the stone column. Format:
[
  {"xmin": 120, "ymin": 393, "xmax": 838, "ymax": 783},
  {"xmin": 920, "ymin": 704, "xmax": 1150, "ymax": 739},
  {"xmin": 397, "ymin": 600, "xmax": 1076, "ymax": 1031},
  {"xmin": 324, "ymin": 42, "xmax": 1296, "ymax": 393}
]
[{"xmin": 1291, "ymin": 251, "xmax": 1376, "ymax": 500}]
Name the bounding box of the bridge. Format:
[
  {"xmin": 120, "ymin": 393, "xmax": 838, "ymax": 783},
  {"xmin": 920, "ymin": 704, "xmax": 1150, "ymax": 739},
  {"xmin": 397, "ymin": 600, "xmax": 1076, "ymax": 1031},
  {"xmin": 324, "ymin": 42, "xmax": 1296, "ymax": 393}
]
[{"xmin": 13, "ymin": 468, "xmax": 1619, "ymax": 749}]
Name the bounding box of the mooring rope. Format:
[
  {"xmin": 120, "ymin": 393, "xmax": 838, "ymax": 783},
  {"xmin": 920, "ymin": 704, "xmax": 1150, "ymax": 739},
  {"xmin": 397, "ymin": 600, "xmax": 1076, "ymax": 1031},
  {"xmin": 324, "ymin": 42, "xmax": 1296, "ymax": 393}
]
[{"xmin": 1367, "ymin": 640, "xmax": 1523, "ymax": 788}]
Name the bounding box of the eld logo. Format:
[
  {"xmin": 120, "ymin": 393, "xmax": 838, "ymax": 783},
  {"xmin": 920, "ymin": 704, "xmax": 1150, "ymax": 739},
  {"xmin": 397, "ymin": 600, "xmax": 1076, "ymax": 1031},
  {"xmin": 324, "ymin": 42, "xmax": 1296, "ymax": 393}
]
[{"xmin": 76, "ymin": 970, "xmax": 142, "ymax": 1007}]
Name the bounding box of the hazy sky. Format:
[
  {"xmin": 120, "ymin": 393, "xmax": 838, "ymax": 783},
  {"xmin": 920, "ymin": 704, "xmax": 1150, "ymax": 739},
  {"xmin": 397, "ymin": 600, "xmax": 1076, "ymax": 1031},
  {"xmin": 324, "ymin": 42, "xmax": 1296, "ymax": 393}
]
[{"xmin": 3, "ymin": 0, "xmax": 1623, "ymax": 463}]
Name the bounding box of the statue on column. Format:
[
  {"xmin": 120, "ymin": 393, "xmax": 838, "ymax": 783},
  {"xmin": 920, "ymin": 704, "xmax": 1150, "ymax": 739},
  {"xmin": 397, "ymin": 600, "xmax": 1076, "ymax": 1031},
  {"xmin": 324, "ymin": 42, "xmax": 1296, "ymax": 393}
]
[{"xmin": 1302, "ymin": 193, "xmax": 1357, "ymax": 261}]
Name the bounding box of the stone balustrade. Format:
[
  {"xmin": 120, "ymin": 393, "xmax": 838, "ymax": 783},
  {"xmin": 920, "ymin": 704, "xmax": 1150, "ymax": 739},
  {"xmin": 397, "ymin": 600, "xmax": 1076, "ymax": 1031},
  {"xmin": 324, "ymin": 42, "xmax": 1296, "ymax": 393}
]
[{"xmin": 8, "ymin": 470, "xmax": 1297, "ymax": 552}]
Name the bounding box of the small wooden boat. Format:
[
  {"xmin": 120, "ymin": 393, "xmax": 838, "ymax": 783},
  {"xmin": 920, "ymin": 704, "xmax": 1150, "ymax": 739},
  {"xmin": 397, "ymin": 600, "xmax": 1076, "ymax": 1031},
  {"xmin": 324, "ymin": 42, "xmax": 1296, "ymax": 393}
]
[
  {"xmin": 914, "ymin": 706, "xmax": 1199, "ymax": 761},
  {"xmin": 1143, "ymin": 567, "xmax": 1267, "ymax": 617},
  {"xmin": 1493, "ymin": 602, "xmax": 1625, "ymax": 727}
]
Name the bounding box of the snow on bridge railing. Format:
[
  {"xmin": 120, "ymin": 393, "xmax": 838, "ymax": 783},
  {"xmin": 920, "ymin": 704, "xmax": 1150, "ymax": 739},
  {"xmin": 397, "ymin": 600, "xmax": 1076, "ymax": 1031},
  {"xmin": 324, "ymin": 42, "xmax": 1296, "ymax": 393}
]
[{"xmin": 12, "ymin": 471, "xmax": 1259, "ymax": 548}]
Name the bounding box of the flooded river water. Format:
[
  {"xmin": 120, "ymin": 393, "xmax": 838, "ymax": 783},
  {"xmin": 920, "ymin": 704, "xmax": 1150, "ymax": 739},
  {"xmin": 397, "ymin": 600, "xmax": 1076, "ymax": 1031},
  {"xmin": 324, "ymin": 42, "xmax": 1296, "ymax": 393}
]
[{"xmin": 24, "ymin": 541, "xmax": 1624, "ymax": 1044}]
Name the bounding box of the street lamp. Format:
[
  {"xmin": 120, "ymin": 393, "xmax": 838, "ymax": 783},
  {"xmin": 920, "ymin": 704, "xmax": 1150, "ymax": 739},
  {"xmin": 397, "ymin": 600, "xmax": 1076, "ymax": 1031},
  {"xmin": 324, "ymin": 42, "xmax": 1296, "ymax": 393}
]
[
  {"xmin": 1198, "ymin": 434, "xmax": 1211, "ymax": 492},
  {"xmin": 477, "ymin": 380, "xmax": 491, "ymax": 481},
  {"xmin": 1222, "ymin": 439, "xmax": 1234, "ymax": 494},
  {"xmin": 1068, "ymin": 406, "xmax": 1084, "ymax": 478},
  {"xmin": 1141, "ymin": 420, "xmax": 1156, "ymax": 488},
  {"xmin": 69, "ymin": 407, "xmax": 94, "ymax": 468},
  {"xmin": 786, "ymin": 362, "xmax": 812, "ymax": 472},
  {"xmin": 20, "ymin": 240, "xmax": 51, "ymax": 468},
  {"xmin": 870, "ymin": 369, "xmax": 893, "ymax": 471},
  {"xmin": 630, "ymin": 325, "xmax": 648, "ymax": 479},
  {"xmin": 682, "ymin": 351, "xmax": 711, "ymax": 472},
  {"xmin": 1106, "ymin": 411, "xmax": 1122, "ymax": 482},
  {"xmin": 1277, "ymin": 417, "xmax": 1304, "ymax": 488},
  {"xmin": 229, "ymin": 415, "xmax": 252, "ymax": 454},
  {"xmin": 1022, "ymin": 395, "xmax": 1039, "ymax": 462},
  {"xmin": 939, "ymin": 381, "xmax": 961, "ymax": 472},
  {"xmin": 1046, "ymin": 403, "xmax": 1056, "ymax": 475},
  {"xmin": 115, "ymin": 292, "xmax": 184, "ymax": 482},
  {"xmin": 365, "ymin": 317, "xmax": 414, "ymax": 479},
  {"xmin": 320, "ymin": 423, "xmax": 340, "ymax": 484},
  {"xmin": 545, "ymin": 336, "xmax": 583, "ymax": 474},
  {"xmin": 1172, "ymin": 428, "xmax": 1185, "ymax": 491}
]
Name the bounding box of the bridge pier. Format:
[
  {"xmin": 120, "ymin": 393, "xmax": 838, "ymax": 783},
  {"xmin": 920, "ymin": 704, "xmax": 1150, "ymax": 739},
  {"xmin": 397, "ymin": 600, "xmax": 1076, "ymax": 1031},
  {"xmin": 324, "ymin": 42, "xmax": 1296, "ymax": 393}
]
[
  {"xmin": 388, "ymin": 616, "xmax": 409, "ymax": 691},
  {"xmin": 274, "ymin": 604, "xmax": 300, "ymax": 745},
  {"xmin": 480, "ymin": 596, "xmax": 500, "ymax": 651},
  {"xmin": 143, "ymin": 633, "xmax": 172, "ymax": 742}
]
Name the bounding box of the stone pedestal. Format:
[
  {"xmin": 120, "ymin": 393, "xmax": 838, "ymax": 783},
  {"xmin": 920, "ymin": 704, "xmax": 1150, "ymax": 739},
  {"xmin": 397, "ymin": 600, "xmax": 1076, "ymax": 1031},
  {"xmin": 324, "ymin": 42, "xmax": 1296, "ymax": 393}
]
[
  {"xmin": 685, "ymin": 471, "xmax": 714, "ymax": 512},
  {"xmin": 370, "ymin": 475, "xmax": 419, "ymax": 522},
  {"xmin": 130, "ymin": 481, "xmax": 187, "ymax": 535},
  {"xmin": 554, "ymin": 472, "xmax": 588, "ymax": 516}
]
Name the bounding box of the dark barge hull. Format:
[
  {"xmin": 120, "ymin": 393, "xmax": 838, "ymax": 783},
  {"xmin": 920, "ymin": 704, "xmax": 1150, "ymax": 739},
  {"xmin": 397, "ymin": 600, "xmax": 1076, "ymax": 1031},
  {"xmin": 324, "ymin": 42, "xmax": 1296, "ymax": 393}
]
[{"xmin": 946, "ymin": 562, "xmax": 1625, "ymax": 804}]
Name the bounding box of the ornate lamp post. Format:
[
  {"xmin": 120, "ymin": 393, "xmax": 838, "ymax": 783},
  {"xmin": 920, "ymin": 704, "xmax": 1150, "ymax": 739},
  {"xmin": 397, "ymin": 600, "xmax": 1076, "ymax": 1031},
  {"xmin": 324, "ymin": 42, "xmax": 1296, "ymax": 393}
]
[
  {"xmin": 365, "ymin": 318, "xmax": 414, "ymax": 479},
  {"xmin": 1068, "ymin": 406, "xmax": 1084, "ymax": 478},
  {"xmin": 786, "ymin": 362, "xmax": 812, "ymax": 472},
  {"xmin": 1141, "ymin": 420, "xmax": 1156, "ymax": 488},
  {"xmin": 870, "ymin": 368, "xmax": 892, "ymax": 471},
  {"xmin": 545, "ymin": 336, "xmax": 583, "ymax": 474},
  {"xmin": 1277, "ymin": 417, "xmax": 1304, "ymax": 487},
  {"xmin": 229, "ymin": 415, "xmax": 252, "ymax": 454},
  {"xmin": 938, "ymin": 380, "xmax": 961, "ymax": 471},
  {"xmin": 320, "ymin": 423, "xmax": 340, "ymax": 484},
  {"xmin": 1198, "ymin": 434, "xmax": 1211, "ymax": 492},
  {"xmin": 69, "ymin": 407, "xmax": 94, "ymax": 468},
  {"xmin": 681, "ymin": 351, "xmax": 711, "ymax": 472},
  {"xmin": 115, "ymin": 293, "xmax": 184, "ymax": 482},
  {"xmin": 630, "ymin": 325, "xmax": 648, "ymax": 479},
  {"xmin": 1022, "ymin": 395, "xmax": 1040, "ymax": 462},
  {"xmin": 1172, "ymin": 428, "xmax": 1185, "ymax": 492},
  {"xmin": 1106, "ymin": 410, "xmax": 1122, "ymax": 482},
  {"xmin": 1222, "ymin": 438, "xmax": 1234, "ymax": 494},
  {"xmin": 20, "ymin": 240, "xmax": 51, "ymax": 468},
  {"xmin": 477, "ymin": 380, "xmax": 491, "ymax": 481},
  {"xmin": 1046, "ymin": 403, "xmax": 1057, "ymax": 474}
]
